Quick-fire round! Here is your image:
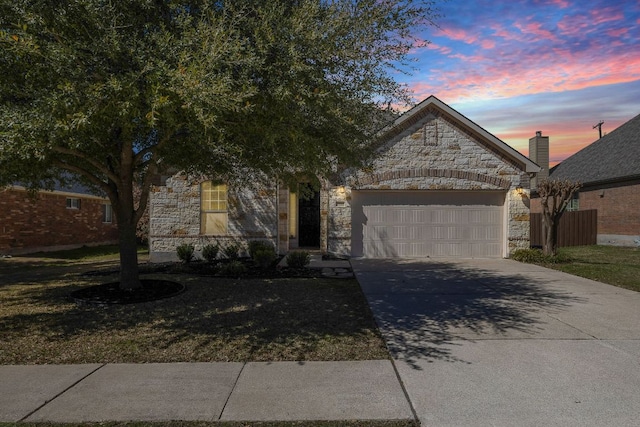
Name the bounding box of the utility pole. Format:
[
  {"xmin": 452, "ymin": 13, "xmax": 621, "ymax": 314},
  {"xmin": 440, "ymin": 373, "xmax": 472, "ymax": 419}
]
[{"xmin": 593, "ymin": 120, "xmax": 604, "ymax": 139}]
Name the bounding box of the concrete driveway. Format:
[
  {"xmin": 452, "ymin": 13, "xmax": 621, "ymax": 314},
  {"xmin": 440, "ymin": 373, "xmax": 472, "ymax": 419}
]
[{"xmin": 352, "ymin": 258, "xmax": 640, "ymax": 427}]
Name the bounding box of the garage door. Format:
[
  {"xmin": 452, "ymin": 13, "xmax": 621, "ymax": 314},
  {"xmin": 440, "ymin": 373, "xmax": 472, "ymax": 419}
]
[{"xmin": 351, "ymin": 191, "xmax": 505, "ymax": 258}]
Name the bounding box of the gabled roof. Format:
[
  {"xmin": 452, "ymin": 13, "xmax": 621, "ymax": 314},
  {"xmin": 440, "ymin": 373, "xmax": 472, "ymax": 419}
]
[
  {"xmin": 551, "ymin": 113, "xmax": 640, "ymax": 185},
  {"xmin": 378, "ymin": 95, "xmax": 540, "ymax": 173},
  {"xmin": 11, "ymin": 173, "xmax": 104, "ymax": 197}
]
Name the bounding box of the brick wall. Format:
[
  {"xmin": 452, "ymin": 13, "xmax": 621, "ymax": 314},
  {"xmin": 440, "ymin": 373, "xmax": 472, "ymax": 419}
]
[
  {"xmin": 530, "ymin": 181, "xmax": 640, "ymax": 246},
  {"xmin": 0, "ymin": 188, "xmax": 118, "ymax": 254}
]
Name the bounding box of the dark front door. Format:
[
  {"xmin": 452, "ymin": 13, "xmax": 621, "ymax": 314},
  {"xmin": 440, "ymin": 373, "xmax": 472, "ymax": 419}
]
[{"xmin": 298, "ymin": 186, "xmax": 320, "ymax": 247}]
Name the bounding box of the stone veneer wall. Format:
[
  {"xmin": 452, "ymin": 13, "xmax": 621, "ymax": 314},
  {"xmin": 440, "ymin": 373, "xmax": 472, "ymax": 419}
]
[
  {"xmin": 326, "ymin": 113, "xmax": 532, "ymax": 257},
  {"xmin": 149, "ymin": 174, "xmax": 279, "ymax": 262}
]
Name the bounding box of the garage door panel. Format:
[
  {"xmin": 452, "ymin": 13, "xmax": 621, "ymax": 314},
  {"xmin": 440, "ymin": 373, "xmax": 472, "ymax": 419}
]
[{"xmin": 352, "ymin": 191, "xmax": 505, "ymax": 258}]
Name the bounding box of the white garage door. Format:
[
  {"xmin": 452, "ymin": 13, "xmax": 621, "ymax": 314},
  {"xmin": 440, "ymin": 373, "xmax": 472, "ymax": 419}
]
[{"xmin": 351, "ymin": 191, "xmax": 505, "ymax": 258}]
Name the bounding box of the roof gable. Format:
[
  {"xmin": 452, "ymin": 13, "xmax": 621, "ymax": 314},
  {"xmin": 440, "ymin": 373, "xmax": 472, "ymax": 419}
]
[
  {"xmin": 550, "ymin": 113, "xmax": 640, "ymax": 185},
  {"xmin": 378, "ymin": 95, "xmax": 540, "ymax": 173}
]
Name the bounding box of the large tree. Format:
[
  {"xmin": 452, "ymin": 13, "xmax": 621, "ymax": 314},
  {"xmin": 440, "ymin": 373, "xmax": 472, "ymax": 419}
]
[
  {"xmin": 537, "ymin": 179, "xmax": 582, "ymax": 256},
  {"xmin": 0, "ymin": 0, "xmax": 438, "ymax": 289}
]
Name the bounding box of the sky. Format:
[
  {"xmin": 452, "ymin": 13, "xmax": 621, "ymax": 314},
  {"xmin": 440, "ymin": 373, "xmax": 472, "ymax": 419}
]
[{"xmin": 400, "ymin": 0, "xmax": 640, "ymax": 165}]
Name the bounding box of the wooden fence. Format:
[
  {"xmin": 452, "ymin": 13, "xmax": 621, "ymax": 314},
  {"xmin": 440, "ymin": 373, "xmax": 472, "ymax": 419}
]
[{"xmin": 530, "ymin": 210, "xmax": 597, "ymax": 248}]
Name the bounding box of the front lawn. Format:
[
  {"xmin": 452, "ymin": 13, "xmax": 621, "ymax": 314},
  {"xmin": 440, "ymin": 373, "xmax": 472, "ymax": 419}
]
[
  {"xmin": 0, "ymin": 258, "xmax": 387, "ymax": 364},
  {"xmin": 545, "ymin": 245, "xmax": 640, "ymax": 292}
]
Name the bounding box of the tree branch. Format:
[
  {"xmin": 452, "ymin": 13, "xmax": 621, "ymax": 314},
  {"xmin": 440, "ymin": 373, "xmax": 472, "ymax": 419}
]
[
  {"xmin": 51, "ymin": 146, "xmax": 120, "ymax": 184},
  {"xmin": 51, "ymin": 160, "xmax": 117, "ymax": 202}
]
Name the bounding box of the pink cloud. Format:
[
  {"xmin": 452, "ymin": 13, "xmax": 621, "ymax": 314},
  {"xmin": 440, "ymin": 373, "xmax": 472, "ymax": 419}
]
[
  {"xmin": 558, "ymin": 7, "xmax": 624, "ymax": 37},
  {"xmin": 481, "ymin": 39, "xmax": 495, "ymax": 49},
  {"xmin": 409, "ymin": 28, "xmax": 640, "ymax": 105},
  {"xmin": 542, "ymin": 0, "xmax": 570, "ymax": 8},
  {"xmin": 607, "ymin": 27, "xmax": 628, "ymax": 38},
  {"xmin": 514, "ymin": 21, "xmax": 558, "ymax": 42},
  {"xmin": 426, "ymin": 43, "xmax": 452, "ymax": 55},
  {"xmin": 437, "ymin": 27, "xmax": 478, "ymax": 45}
]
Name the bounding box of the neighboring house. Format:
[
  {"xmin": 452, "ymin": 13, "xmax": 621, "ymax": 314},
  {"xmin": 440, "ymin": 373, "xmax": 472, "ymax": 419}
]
[
  {"xmin": 530, "ymin": 113, "xmax": 640, "ymax": 246},
  {"xmin": 0, "ymin": 182, "xmax": 118, "ymax": 255},
  {"xmin": 149, "ymin": 95, "xmax": 540, "ymax": 262}
]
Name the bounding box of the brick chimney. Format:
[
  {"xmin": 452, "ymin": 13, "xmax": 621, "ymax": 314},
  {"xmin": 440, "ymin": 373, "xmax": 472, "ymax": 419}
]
[{"xmin": 529, "ymin": 131, "xmax": 549, "ymax": 189}]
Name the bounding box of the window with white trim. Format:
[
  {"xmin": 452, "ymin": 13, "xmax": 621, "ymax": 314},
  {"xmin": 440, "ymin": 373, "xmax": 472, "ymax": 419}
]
[
  {"xmin": 102, "ymin": 204, "xmax": 113, "ymax": 223},
  {"xmin": 66, "ymin": 197, "xmax": 81, "ymax": 209},
  {"xmin": 566, "ymin": 192, "xmax": 579, "ymax": 212},
  {"xmin": 200, "ymin": 182, "xmax": 228, "ymax": 235}
]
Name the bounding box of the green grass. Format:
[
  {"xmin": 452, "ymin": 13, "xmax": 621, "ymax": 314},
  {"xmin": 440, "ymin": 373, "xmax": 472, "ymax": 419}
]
[
  {"xmin": 19, "ymin": 244, "xmax": 148, "ymax": 261},
  {"xmin": 0, "ymin": 245, "xmax": 149, "ymax": 274},
  {"xmin": 0, "ymin": 258, "xmax": 388, "ymax": 364},
  {"xmin": 544, "ymin": 245, "xmax": 640, "ymax": 292}
]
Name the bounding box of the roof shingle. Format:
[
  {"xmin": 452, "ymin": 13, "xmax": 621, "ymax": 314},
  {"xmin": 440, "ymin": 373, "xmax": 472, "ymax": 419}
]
[{"xmin": 550, "ymin": 113, "xmax": 640, "ymax": 185}]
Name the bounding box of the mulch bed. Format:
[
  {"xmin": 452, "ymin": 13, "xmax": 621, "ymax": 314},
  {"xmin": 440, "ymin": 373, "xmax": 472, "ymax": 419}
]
[
  {"xmin": 70, "ymin": 279, "xmax": 186, "ymax": 305},
  {"xmin": 74, "ymin": 258, "xmax": 335, "ymax": 305}
]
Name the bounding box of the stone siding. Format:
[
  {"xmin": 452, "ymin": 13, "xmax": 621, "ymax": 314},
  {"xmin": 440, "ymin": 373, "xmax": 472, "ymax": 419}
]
[
  {"xmin": 149, "ymin": 174, "xmax": 278, "ymax": 262},
  {"xmin": 327, "ymin": 113, "xmax": 532, "ymax": 257}
]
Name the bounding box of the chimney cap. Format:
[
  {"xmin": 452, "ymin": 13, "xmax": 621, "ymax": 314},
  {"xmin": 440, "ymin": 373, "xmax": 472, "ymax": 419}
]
[{"xmin": 536, "ymin": 131, "xmax": 542, "ymax": 137}]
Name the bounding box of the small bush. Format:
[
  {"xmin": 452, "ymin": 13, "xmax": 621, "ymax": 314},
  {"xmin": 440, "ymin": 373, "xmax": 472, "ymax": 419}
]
[
  {"xmin": 511, "ymin": 248, "xmax": 571, "ymax": 264},
  {"xmin": 546, "ymin": 251, "xmax": 572, "ymax": 264},
  {"xmin": 201, "ymin": 243, "xmax": 219, "ymax": 263},
  {"xmin": 253, "ymin": 247, "xmax": 277, "ymax": 269},
  {"xmin": 222, "ymin": 243, "xmax": 241, "ymax": 260},
  {"xmin": 219, "ymin": 260, "xmax": 247, "ymax": 277},
  {"xmin": 248, "ymin": 240, "xmax": 274, "ymax": 259},
  {"xmin": 176, "ymin": 244, "xmax": 195, "ymax": 264},
  {"xmin": 248, "ymin": 241, "xmax": 276, "ymax": 268},
  {"xmin": 286, "ymin": 250, "xmax": 310, "ymax": 269}
]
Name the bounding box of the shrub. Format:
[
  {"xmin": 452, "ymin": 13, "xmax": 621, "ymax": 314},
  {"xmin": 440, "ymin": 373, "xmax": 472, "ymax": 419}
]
[
  {"xmin": 511, "ymin": 248, "xmax": 571, "ymax": 264},
  {"xmin": 248, "ymin": 241, "xmax": 276, "ymax": 268},
  {"xmin": 176, "ymin": 244, "xmax": 195, "ymax": 264},
  {"xmin": 253, "ymin": 247, "xmax": 277, "ymax": 269},
  {"xmin": 222, "ymin": 243, "xmax": 241, "ymax": 260},
  {"xmin": 201, "ymin": 243, "xmax": 219, "ymax": 263},
  {"xmin": 248, "ymin": 240, "xmax": 274, "ymax": 259},
  {"xmin": 219, "ymin": 260, "xmax": 247, "ymax": 277},
  {"xmin": 546, "ymin": 251, "xmax": 572, "ymax": 264},
  {"xmin": 286, "ymin": 250, "xmax": 310, "ymax": 269}
]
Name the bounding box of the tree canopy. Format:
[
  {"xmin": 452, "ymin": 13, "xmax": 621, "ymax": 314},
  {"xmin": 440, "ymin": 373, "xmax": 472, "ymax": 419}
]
[{"xmin": 0, "ymin": 0, "xmax": 439, "ymax": 288}]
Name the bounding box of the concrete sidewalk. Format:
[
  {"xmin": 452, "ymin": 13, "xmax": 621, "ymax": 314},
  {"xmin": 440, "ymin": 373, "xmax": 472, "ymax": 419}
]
[{"xmin": 0, "ymin": 360, "xmax": 414, "ymax": 423}]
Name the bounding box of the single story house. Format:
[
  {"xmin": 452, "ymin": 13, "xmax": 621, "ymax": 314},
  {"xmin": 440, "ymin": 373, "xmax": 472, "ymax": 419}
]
[
  {"xmin": 149, "ymin": 95, "xmax": 540, "ymax": 262},
  {"xmin": 0, "ymin": 181, "xmax": 118, "ymax": 255},
  {"xmin": 530, "ymin": 113, "xmax": 640, "ymax": 246}
]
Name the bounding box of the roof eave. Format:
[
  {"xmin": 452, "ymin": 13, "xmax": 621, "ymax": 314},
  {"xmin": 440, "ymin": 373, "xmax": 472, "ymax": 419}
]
[{"xmin": 379, "ymin": 95, "xmax": 540, "ymax": 174}]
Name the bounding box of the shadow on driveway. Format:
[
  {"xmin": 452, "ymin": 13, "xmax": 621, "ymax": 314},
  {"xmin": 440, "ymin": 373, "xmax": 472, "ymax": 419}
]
[{"xmin": 353, "ymin": 259, "xmax": 585, "ymax": 369}]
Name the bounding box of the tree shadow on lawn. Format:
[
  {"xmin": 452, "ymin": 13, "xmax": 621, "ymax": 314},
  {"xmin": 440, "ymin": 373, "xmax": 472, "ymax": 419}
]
[
  {"xmin": 360, "ymin": 261, "xmax": 586, "ymax": 369},
  {"xmin": 0, "ymin": 272, "xmax": 387, "ymax": 364}
]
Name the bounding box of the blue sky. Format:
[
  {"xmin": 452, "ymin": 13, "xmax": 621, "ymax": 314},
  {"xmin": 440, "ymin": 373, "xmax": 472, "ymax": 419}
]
[{"xmin": 400, "ymin": 0, "xmax": 640, "ymax": 164}]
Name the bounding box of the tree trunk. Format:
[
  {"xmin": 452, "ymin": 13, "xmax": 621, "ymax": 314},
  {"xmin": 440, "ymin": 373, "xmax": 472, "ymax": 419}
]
[
  {"xmin": 543, "ymin": 219, "xmax": 558, "ymax": 257},
  {"xmin": 118, "ymin": 220, "xmax": 142, "ymax": 290}
]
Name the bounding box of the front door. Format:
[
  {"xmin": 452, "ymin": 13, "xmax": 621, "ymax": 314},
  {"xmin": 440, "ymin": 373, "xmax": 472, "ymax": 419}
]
[{"xmin": 298, "ymin": 186, "xmax": 320, "ymax": 247}]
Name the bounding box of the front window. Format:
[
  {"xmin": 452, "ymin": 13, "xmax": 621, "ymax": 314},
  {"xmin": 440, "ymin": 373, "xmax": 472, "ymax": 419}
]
[{"xmin": 201, "ymin": 182, "xmax": 228, "ymax": 235}]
